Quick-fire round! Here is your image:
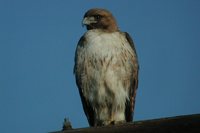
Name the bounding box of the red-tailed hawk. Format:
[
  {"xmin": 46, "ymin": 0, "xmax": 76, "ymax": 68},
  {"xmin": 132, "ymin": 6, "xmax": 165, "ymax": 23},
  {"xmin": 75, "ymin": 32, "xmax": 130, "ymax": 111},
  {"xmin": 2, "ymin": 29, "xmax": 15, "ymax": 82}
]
[{"xmin": 74, "ymin": 8, "xmax": 139, "ymax": 126}]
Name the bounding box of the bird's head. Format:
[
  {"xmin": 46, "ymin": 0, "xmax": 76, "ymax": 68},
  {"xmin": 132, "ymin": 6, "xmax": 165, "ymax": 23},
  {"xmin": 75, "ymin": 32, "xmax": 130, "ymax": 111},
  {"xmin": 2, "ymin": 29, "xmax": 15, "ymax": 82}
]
[{"xmin": 82, "ymin": 8, "xmax": 118, "ymax": 32}]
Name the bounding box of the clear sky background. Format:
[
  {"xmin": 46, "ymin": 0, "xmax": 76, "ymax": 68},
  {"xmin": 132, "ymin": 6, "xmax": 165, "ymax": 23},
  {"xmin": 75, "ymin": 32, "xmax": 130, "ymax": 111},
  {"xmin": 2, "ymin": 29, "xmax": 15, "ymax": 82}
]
[{"xmin": 0, "ymin": 0, "xmax": 200, "ymax": 133}]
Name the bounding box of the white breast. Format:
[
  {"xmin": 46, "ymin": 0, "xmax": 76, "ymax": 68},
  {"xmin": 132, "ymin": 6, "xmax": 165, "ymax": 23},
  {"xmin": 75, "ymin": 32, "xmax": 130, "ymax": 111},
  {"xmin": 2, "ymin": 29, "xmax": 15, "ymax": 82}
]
[
  {"xmin": 75, "ymin": 29, "xmax": 135, "ymax": 123},
  {"xmin": 84, "ymin": 30, "xmax": 131, "ymax": 59}
]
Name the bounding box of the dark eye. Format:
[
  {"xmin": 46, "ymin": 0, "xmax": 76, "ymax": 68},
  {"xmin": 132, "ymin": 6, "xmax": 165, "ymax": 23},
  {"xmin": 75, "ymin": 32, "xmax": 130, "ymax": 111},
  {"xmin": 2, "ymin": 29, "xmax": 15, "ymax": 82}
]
[{"xmin": 94, "ymin": 15, "xmax": 102, "ymax": 20}]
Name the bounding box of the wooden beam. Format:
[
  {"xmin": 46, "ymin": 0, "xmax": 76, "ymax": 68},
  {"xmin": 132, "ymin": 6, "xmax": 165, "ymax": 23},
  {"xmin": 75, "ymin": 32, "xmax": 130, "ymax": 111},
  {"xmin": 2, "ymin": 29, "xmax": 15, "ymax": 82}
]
[{"xmin": 50, "ymin": 114, "xmax": 200, "ymax": 133}]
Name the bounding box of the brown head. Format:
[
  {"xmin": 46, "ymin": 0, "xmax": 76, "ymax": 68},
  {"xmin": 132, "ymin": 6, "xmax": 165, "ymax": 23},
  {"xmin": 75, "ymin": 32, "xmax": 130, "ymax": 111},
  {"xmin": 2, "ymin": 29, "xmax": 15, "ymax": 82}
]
[{"xmin": 82, "ymin": 8, "xmax": 118, "ymax": 32}]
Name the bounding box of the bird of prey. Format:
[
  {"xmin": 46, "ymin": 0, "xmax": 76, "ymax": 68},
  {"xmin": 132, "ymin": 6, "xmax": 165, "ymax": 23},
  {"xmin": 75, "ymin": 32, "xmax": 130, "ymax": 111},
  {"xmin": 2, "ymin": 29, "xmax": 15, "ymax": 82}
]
[{"xmin": 74, "ymin": 8, "xmax": 139, "ymax": 127}]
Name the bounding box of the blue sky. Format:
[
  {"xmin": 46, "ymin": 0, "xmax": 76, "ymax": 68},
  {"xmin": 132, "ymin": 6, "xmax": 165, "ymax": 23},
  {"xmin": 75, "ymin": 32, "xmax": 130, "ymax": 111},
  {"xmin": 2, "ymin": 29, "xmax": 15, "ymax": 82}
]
[{"xmin": 0, "ymin": 0, "xmax": 200, "ymax": 133}]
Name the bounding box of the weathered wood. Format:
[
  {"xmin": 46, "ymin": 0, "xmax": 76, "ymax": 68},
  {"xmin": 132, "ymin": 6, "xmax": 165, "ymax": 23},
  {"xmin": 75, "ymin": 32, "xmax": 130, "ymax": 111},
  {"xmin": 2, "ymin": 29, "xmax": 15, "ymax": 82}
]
[{"xmin": 50, "ymin": 114, "xmax": 200, "ymax": 133}]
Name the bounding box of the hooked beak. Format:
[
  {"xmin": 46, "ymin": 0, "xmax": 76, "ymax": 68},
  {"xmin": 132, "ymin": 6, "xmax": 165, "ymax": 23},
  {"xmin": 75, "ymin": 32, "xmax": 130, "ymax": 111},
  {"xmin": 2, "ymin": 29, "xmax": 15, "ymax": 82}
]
[{"xmin": 82, "ymin": 17, "xmax": 97, "ymax": 27}]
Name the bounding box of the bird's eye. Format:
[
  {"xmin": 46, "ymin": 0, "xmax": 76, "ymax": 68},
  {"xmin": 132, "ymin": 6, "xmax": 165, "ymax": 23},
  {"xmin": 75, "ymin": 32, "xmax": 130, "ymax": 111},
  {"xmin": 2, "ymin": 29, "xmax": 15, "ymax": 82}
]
[{"xmin": 94, "ymin": 15, "xmax": 101, "ymax": 20}]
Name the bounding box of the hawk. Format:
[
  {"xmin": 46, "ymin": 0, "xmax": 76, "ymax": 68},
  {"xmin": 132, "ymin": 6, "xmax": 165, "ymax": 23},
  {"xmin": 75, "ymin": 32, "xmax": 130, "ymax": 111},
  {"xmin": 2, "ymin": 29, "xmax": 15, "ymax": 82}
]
[{"xmin": 74, "ymin": 8, "xmax": 139, "ymax": 127}]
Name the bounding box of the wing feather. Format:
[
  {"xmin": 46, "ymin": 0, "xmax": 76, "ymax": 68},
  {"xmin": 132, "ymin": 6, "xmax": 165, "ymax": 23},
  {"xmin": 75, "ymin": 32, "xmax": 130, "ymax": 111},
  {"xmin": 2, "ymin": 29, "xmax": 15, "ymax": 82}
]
[
  {"xmin": 124, "ymin": 32, "xmax": 139, "ymax": 122},
  {"xmin": 74, "ymin": 36, "xmax": 95, "ymax": 126}
]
